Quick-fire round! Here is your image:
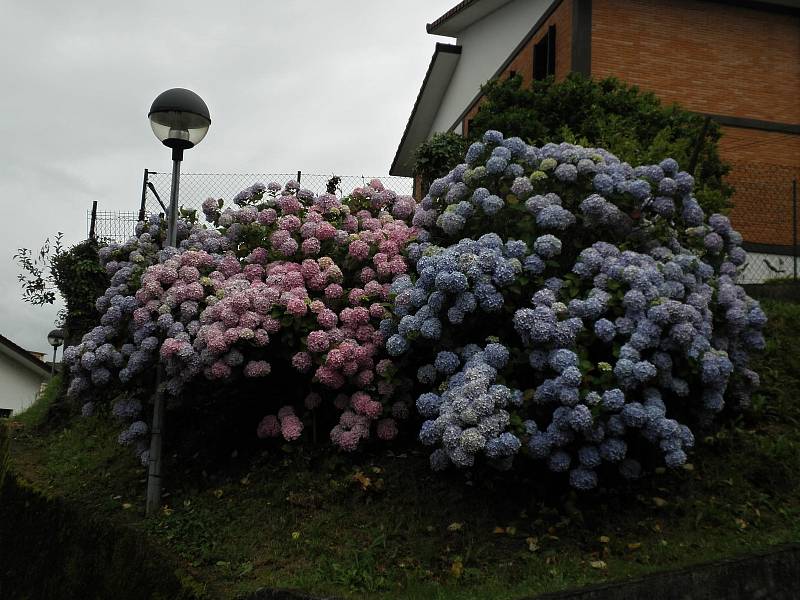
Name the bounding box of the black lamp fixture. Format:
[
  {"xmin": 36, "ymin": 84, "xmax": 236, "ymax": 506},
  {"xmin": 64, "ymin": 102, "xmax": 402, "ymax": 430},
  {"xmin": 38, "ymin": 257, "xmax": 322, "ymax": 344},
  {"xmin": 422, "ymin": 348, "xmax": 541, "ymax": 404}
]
[
  {"xmin": 148, "ymin": 88, "xmax": 211, "ymax": 247},
  {"xmin": 145, "ymin": 88, "xmax": 210, "ymax": 517},
  {"xmin": 47, "ymin": 328, "xmax": 64, "ymax": 379}
]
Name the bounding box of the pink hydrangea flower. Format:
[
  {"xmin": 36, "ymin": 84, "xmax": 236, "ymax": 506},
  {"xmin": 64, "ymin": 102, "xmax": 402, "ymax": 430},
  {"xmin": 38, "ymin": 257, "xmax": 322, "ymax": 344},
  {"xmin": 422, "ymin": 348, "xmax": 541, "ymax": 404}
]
[
  {"xmin": 348, "ymin": 240, "xmax": 370, "ymax": 260},
  {"xmin": 257, "ymin": 415, "xmax": 280, "ymax": 438},
  {"xmin": 307, "ymin": 330, "xmax": 330, "ymax": 353},
  {"xmin": 376, "ymin": 418, "xmax": 398, "ymax": 440},
  {"xmin": 292, "ymin": 351, "xmax": 312, "ymax": 372},
  {"xmin": 286, "ymin": 297, "xmax": 308, "ymax": 317},
  {"xmin": 244, "ymin": 360, "xmax": 271, "ymax": 377},
  {"xmin": 324, "ymin": 284, "xmax": 343, "ymax": 299}
]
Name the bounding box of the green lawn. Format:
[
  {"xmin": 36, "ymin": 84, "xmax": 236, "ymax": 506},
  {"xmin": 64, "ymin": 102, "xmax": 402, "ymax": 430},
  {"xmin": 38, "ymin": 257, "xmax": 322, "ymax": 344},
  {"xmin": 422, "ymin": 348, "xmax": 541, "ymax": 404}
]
[{"xmin": 7, "ymin": 299, "xmax": 800, "ymax": 599}]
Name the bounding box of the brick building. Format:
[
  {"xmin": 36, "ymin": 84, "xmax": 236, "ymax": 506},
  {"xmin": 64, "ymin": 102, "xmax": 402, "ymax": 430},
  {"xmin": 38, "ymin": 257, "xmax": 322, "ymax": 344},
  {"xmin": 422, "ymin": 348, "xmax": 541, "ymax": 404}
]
[{"xmin": 390, "ymin": 0, "xmax": 800, "ymax": 281}]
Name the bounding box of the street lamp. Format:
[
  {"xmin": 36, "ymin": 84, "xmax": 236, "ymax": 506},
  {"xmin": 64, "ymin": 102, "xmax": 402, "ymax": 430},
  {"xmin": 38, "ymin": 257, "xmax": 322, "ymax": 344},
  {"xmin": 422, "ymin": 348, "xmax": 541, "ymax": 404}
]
[
  {"xmin": 47, "ymin": 328, "xmax": 64, "ymax": 379},
  {"xmin": 146, "ymin": 88, "xmax": 210, "ymax": 516},
  {"xmin": 148, "ymin": 87, "xmax": 211, "ymax": 246}
]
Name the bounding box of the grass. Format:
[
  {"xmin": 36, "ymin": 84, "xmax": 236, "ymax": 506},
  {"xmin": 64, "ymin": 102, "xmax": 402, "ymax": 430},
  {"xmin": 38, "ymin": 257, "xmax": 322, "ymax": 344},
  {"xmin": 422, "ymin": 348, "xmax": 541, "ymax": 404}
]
[
  {"xmin": 13, "ymin": 374, "xmax": 62, "ymax": 429},
  {"xmin": 7, "ymin": 299, "xmax": 800, "ymax": 599}
]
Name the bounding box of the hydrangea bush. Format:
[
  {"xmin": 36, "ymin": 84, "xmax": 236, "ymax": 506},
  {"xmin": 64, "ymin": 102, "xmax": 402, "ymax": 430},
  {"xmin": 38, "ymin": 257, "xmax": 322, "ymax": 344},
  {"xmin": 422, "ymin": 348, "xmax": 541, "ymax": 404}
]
[
  {"xmin": 387, "ymin": 131, "xmax": 764, "ymax": 489},
  {"xmin": 64, "ymin": 131, "xmax": 764, "ymax": 491},
  {"xmin": 64, "ymin": 180, "xmax": 419, "ymax": 464}
]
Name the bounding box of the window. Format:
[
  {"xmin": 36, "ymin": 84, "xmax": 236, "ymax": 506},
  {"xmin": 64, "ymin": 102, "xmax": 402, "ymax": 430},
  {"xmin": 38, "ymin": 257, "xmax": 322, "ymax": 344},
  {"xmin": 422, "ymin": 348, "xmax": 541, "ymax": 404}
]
[{"xmin": 533, "ymin": 25, "xmax": 556, "ymax": 80}]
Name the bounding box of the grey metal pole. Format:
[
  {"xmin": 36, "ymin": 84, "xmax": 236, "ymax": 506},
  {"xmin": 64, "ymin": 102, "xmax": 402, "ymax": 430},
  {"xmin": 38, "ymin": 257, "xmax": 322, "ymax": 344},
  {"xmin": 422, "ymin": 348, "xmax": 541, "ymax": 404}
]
[
  {"xmin": 51, "ymin": 346, "xmax": 57, "ymax": 379},
  {"xmin": 146, "ymin": 155, "xmax": 181, "ymax": 516},
  {"xmin": 793, "ymin": 179, "xmax": 797, "ymax": 282}
]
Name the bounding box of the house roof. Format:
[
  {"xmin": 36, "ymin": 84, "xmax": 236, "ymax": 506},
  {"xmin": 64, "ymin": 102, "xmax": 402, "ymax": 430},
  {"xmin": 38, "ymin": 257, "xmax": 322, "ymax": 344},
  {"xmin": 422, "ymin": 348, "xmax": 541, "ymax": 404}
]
[
  {"xmin": 427, "ymin": 0, "xmax": 514, "ymax": 37},
  {"xmin": 0, "ymin": 333, "xmax": 51, "ymax": 379},
  {"xmin": 389, "ymin": 43, "xmax": 462, "ymax": 177},
  {"xmin": 427, "ymin": 0, "xmax": 800, "ymax": 37}
]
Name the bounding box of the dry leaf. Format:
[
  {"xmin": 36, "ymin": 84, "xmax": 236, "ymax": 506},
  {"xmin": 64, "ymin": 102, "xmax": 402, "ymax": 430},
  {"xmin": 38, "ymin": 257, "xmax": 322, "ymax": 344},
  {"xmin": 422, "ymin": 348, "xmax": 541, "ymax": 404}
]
[
  {"xmin": 493, "ymin": 526, "xmax": 506, "ymax": 534},
  {"xmin": 627, "ymin": 542, "xmax": 642, "ymax": 550},
  {"xmin": 526, "ymin": 537, "xmax": 540, "ymax": 552},
  {"xmin": 447, "ymin": 522, "xmax": 463, "ymax": 532},
  {"xmin": 505, "ymin": 526, "xmax": 517, "ymax": 535},
  {"xmin": 291, "ymin": 531, "xmax": 301, "ymax": 540},
  {"xmin": 599, "ymin": 535, "xmax": 610, "ymax": 544},
  {"xmin": 652, "ymin": 497, "xmax": 668, "ymax": 507},
  {"xmin": 589, "ymin": 560, "xmax": 607, "ymax": 569},
  {"xmin": 213, "ymin": 489, "xmax": 224, "ymax": 499},
  {"xmin": 121, "ymin": 502, "xmax": 132, "ymax": 510},
  {"xmin": 450, "ymin": 559, "xmax": 464, "ymax": 578}
]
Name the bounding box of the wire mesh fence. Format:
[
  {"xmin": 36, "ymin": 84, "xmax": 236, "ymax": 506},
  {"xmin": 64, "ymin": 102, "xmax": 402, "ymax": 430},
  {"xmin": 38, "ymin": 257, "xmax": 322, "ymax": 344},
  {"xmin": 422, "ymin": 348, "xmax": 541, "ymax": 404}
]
[
  {"xmin": 87, "ymin": 171, "xmax": 414, "ymax": 243},
  {"xmin": 141, "ymin": 170, "xmax": 415, "ymax": 216},
  {"xmin": 87, "ymin": 166, "xmax": 798, "ymax": 285},
  {"xmin": 728, "ymin": 163, "xmax": 799, "ymax": 284},
  {"xmin": 87, "ymin": 208, "xmax": 139, "ymax": 244}
]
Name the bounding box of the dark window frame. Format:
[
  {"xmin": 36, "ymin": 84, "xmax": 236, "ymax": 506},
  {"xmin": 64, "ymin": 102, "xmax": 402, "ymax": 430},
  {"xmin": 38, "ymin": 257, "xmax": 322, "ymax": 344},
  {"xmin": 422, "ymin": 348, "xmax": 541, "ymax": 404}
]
[{"xmin": 533, "ymin": 25, "xmax": 557, "ymax": 80}]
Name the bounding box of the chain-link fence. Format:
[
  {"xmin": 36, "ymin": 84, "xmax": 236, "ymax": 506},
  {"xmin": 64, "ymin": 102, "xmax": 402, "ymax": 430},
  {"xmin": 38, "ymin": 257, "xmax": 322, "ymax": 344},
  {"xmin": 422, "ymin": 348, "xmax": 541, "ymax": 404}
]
[
  {"xmin": 87, "ymin": 171, "xmax": 414, "ymax": 243},
  {"xmin": 728, "ymin": 163, "xmax": 799, "ymax": 284},
  {"xmin": 140, "ymin": 170, "xmax": 414, "ymax": 216},
  {"xmin": 87, "ymin": 202, "xmax": 139, "ymax": 244},
  {"xmin": 88, "ymin": 166, "xmax": 798, "ymax": 285}
]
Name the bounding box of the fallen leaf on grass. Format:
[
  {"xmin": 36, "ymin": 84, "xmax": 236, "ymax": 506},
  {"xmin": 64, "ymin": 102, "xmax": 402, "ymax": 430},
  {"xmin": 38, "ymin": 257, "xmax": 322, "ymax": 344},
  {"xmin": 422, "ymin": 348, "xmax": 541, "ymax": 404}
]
[
  {"xmin": 526, "ymin": 537, "xmax": 540, "ymax": 552},
  {"xmin": 598, "ymin": 535, "xmax": 610, "ymax": 544},
  {"xmin": 627, "ymin": 542, "xmax": 642, "ymax": 551},
  {"xmin": 291, "ymin": 531, "xmax": 301, "ymax": 540},
  {"xmin": 447, "ymin": 522, "xmax": 463, "ymax": 532},
  {"xmin": 213, "ymin": 489, "xmax": 224, "ymax": 499},
  {"xmin": 450, "ymin": 559, "xmax": 464, "ymax": 578},
  {"xmin": 589, "ymin": 560, "xmax": 607, "ymax": 569},
  {"xmin": 121, "ymin": 502, "xmax": 132, "ymax": 510},
  {"xmin": 652, "ymin": 497, "xmax": 668, "ymax": 507}
]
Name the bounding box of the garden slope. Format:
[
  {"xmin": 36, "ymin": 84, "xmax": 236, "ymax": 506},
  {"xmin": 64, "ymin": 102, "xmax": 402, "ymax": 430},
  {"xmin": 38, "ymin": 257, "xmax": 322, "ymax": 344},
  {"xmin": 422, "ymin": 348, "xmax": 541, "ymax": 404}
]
[{"xmin": 2, "ymin": 299, "xmax": 799, "ymax": 600}]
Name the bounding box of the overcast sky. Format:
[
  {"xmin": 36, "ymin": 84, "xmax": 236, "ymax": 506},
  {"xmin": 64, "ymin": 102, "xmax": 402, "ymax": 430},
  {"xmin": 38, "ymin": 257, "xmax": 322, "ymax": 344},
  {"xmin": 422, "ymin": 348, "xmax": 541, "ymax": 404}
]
[{"xmin": 0, "ymin": 0, "xmax": 456, "ymax": 355}]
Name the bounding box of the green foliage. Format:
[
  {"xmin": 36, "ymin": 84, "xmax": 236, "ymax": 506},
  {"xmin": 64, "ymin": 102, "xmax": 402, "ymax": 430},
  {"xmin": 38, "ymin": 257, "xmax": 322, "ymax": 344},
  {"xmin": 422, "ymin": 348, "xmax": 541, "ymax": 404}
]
[
  {"xmin": 7, "ymin": 300, "xmax": 800, "ymax": 599},
  {"xmin": 415, "ymin": 74, "xmax": 732, "ymax": 213},
  {"xmin": 0, "ymin": 475, "xmax": 199, "ymax": 600},
  {"xmin": 413, "ymin": 131, "xmax": 469, "ymax": 194},
  {"xmin": 14, "ymin": 236, "xmax": 110, "ymax": 342},
  {"xmin": 51, "ymin": 239, "xmax": 111, "ymax": 340},
  {"xmin": 13, "ymin": 375, "xmax": 62, "ymax": 431},
  {"xmin": 0, "ymin": 422, "xmax": 8, "ymax": 490}
]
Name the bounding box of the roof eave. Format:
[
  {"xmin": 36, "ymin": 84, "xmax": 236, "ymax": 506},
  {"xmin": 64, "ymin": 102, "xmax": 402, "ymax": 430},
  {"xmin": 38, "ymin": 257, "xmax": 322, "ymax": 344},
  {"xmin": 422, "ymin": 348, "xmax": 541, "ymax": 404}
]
[
  {"xmin": 390, "ymin": 43, "xmax": 462, "ymax": 177},
  {"xmin": 426, "ymin": 0, "xmax": 515, "ymax": 37}
]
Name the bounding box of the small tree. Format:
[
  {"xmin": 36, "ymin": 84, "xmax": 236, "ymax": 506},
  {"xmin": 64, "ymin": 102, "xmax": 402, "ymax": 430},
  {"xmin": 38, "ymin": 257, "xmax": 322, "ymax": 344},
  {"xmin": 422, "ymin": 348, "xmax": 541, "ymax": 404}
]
[
  {"xmin": 413, "ymin": 131, "xmax": 468, "ymax": 196},
  {"xmin": 415, "ymin": 74, "xmax": 731, "ymax": 213},
  {"xmin": 14, "ymin": 236, "xmax": 109, "ymax": 345}
]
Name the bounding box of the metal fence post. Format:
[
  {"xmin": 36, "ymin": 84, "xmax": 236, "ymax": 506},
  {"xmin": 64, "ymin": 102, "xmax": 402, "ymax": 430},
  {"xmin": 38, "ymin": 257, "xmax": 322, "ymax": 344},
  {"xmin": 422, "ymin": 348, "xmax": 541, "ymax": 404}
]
[
  {"xmin": 138, "ymin": 169, "xmax": 149, "ymax": 222},
  {"xmin": 793, "ymin": 178, "xmax": 798, "ymax": 281},
  {"xmin": 297, "ymin": 170, "xmax": 302, "ymax": 184},
  {"xmin": 89, "ymin": 201, "xmax": 98, "ymax": 240}
]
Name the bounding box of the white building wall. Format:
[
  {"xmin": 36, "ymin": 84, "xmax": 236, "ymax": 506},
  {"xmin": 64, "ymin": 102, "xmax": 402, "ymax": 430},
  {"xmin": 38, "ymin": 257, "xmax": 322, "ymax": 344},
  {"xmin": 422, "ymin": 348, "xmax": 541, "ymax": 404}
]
[
  {"xmin": 0, "ymin": 353, "xmax": 47, "ymax": 415},
  {"xmin": 429, "ymin": 0, "xmax": 553, "ymax": 134}
]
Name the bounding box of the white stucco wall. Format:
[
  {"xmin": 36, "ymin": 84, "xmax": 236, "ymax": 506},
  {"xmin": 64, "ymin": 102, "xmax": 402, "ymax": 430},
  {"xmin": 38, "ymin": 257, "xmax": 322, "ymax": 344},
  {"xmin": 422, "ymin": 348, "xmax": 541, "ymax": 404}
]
[
  {"xmin": 429, "ymin": 0, "xmax": 553, "ymax": 134},
  {"xmin": 0, "ymin": 351, "xmax": 48, "ymax": 415}
]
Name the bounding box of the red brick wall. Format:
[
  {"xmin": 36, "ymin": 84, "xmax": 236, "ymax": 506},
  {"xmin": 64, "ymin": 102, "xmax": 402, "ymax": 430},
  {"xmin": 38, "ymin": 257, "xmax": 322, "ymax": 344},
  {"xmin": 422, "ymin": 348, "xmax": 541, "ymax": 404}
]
[
  {"xmin": 462, "ymin": 0, "xmax": 573, "ymax": 137},
  {"xmin": 591, "ymin": 0, "xmax": 800, "ymax": 245},
  {"xmin": 720, "ymin": 127, "xmax": 800, "ymax": 245},
  {"xmin": 590, "ymin": 0, "xmax": 800, "ymax": 123}
]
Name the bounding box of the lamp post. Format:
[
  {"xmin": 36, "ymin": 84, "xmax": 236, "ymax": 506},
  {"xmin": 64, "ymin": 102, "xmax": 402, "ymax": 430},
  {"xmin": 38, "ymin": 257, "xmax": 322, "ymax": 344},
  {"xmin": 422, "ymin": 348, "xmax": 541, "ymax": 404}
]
[
  {"xmin": 47, "ymin": 328, "xmax": 64, "ymax": 379},
  {"xmin": 146, "ymin": 88, "xmax": 211, "ymax": 516}
]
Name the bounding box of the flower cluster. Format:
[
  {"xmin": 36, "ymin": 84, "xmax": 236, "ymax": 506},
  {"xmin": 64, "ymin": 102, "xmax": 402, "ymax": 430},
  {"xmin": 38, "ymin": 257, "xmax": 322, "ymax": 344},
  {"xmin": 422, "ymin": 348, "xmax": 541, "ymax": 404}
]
[
  {"xmin": 64, "ymin": 179, "xmax": 419, "ymax": 455},
  {"xmin": 393, "ymin": 130, "xmax": 765, "ymax": 489}
]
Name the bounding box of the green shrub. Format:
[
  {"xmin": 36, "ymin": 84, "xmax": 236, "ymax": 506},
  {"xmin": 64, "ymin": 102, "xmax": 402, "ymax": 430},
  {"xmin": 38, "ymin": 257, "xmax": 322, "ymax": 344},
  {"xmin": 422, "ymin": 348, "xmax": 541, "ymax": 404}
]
[{"xmin": 414, "ymin": 74, "xmax": 731, "ymax": 213}]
